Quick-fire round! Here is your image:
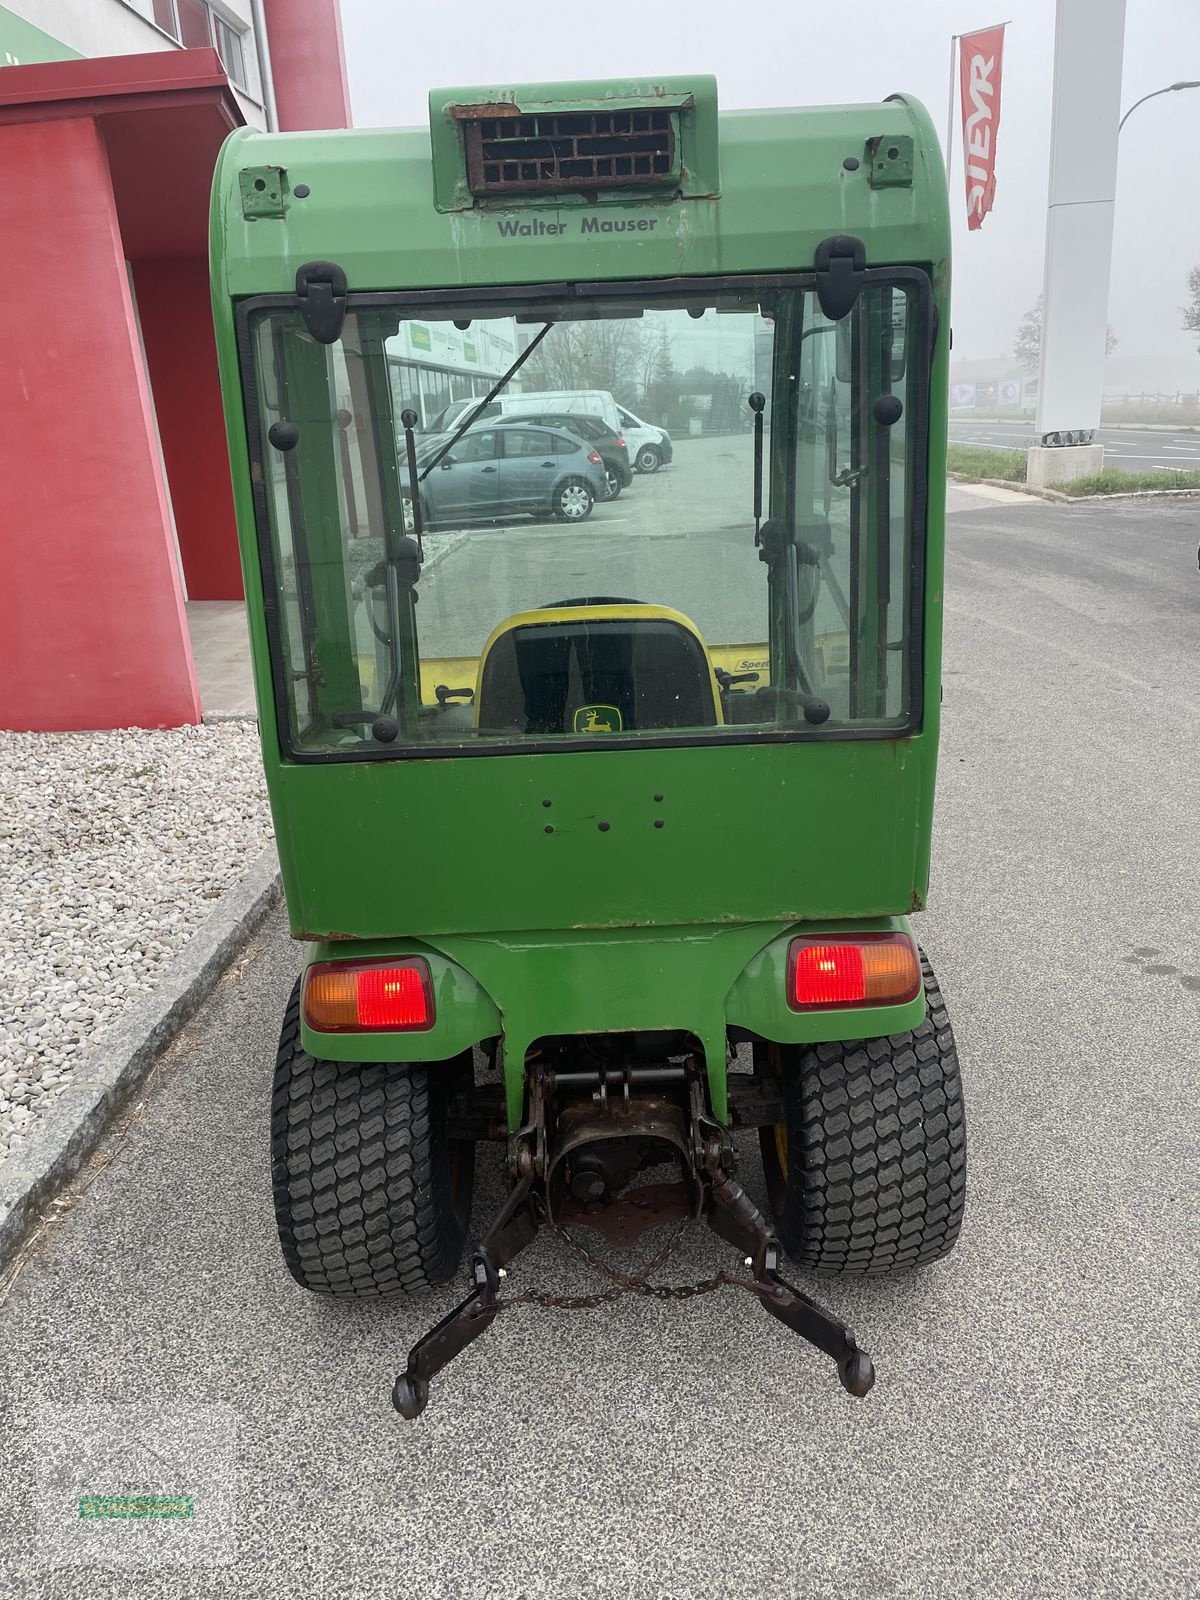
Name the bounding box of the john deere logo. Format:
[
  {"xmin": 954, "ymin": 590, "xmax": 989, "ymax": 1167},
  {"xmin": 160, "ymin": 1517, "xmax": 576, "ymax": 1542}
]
[{"xmin": 573, "ymin": 705, "xmax": 622, "ymax": 734}]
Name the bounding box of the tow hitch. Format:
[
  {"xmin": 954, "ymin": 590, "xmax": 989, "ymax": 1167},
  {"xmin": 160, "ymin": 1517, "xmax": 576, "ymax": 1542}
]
[{"xmin": 391, "ymin": 1062, "xmax": 875, "ymax": 1419}]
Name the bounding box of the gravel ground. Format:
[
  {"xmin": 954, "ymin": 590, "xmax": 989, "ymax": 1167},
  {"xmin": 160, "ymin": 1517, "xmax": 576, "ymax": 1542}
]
[{"xmin": 0, "ymin": 725, "xmax": 272, "ymax": 1163}]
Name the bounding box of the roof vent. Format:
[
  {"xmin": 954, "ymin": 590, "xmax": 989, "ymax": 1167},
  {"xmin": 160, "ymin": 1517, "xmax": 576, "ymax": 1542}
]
[
  {"xmin": 460, "ymin": 108, "xmax": 678, "ymax": 196},
  {"xmin": 429, "ymin": 79, "xmax": 719, "ymax": 210}
]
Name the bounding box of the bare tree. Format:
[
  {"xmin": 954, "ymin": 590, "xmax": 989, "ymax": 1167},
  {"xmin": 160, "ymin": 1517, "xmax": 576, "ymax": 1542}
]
[
  {"xmin": 519, "ymin": 319, "xmax": 645, "ymax": 405},
  {"xmin": 1014, "ymin": 295, "xmax": 1117, "ymax": 374},
  {"xmin": 1183, "ymin": 265, "xmax": 1200, "ymax": 352}
]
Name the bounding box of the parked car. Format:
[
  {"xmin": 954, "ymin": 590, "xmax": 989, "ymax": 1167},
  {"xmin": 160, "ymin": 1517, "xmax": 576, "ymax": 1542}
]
[
  {"xmin": 401, "ymin": 424, "xmax": 607, "ymax": 528},
  {"xmin": 428, "ymin": 388, "xmax": 624, "ymax": 438},
  {"xmin": 617, "ymin": 406, "xmax": 673, "ymax": 473},
  {"xmin": 495, "ymin": 412, "xmax": 632, "ymax": 500}
]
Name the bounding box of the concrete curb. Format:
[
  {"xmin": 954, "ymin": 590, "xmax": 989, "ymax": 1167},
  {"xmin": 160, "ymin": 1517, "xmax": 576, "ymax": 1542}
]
[
  {"xmin": 1054, "ymin": 487, "xmax": 1200, "ymax": 503},
  {"xmin": 948, "ymin": 473, "xmax": 1200, "ymax": 504},
  {"xmin": 948, "ymin": 472, "xmax": 1064, "ymax": 501},
  {"xmin": 0, "ymin": 843, "xmax": 283, "ymax": 1272}
]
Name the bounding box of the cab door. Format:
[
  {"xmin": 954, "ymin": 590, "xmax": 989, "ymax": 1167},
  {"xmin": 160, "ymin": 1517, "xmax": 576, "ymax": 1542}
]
[
  {"xmin": 498, "ymin": 426, "xmax": 560, "ymax": 515},
  {"xmin": 432, "ymin": 427, "xmax": 501, "ymax": 521}
]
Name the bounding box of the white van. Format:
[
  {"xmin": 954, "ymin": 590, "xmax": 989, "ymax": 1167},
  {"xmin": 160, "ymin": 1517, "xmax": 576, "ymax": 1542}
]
[
  {"xmin": 616, "ymin": 406, "xmax": 673, "ymax": 473},
  {"xmin": 429, "ymin": 388, "xmax": 623, "ymax": 437}
]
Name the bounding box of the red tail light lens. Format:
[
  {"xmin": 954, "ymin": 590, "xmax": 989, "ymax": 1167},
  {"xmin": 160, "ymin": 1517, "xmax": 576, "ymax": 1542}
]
[
  {"xmin": 617, "ymin": 436, "xmax": 627, "ymax": 449},
  {"xmin": 788, "ymin": 934, "xmax": 921, "ymax": 1011},
  {"xmin": 303, "ymin": 958, "xmax": 434, "ymax": 1032},
  {"xmin": 587, "ymin": 449, "xmax": 603, "ymax": 464}
]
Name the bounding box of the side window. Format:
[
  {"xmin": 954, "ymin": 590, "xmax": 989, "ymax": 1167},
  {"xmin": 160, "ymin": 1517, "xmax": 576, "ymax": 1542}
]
[
  {"xmin": 452, "ymin": 429, "xmax": 499, "ymax": 464},
  {"xmin": 550, "ymin": 434, "xmax": 578, "ymax": 456},
  {"xmin": 503, "ymin": 429, "xmax": 554, "ymax": 459}
]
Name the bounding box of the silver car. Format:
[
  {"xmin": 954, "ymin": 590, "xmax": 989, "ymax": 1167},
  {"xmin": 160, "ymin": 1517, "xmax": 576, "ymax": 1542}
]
[{"xmin": 402, "ymin": 423, "xmax": 607, "ymax": 529}]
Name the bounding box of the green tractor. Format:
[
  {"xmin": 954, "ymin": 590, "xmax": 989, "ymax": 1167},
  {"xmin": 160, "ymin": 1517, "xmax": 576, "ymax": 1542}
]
[{"xmin": 210, "ymin": 77, "xmax": 963, "ymax": 1416}]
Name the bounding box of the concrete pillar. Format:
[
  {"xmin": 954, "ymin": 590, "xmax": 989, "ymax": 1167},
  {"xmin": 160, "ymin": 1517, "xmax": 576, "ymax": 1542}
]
[
  {"xmin": 0, "ymin": 117, "xmax": 200, "ymax": 731},
  {"xmin": 133, "ymin": 258, "xmax": 244, "ymax": 602},
  {"xmin": 1032, "ymin": 0, "xmax": 1126, "ymax": 482},
  {"xmin": 1026, "ymin": 444, "xmax": 1103, "ymax": 490},
  {"xmin": 261, "ymin": 0, "xmax": 351, "ymax": 131}
]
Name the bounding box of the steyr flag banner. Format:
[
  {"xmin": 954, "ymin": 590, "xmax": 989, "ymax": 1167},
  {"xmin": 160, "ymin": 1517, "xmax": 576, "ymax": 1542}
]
[{"xmin": 959, "ymin": 24, "xmax": 1006, "ymax": 229}]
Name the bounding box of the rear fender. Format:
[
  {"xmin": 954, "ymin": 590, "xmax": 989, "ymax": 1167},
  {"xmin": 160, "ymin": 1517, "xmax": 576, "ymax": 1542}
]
[
  {"xmin": 725, "ymin": 916, "xmax": 926, "ymax": 1043},
  {"xmin": 298, "ymin": 940, "xmax": 501, "ymax": 1062}
]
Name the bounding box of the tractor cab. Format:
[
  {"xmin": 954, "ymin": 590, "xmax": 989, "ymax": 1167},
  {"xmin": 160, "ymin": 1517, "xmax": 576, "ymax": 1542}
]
[{"xmin": 211, "ymin": 77, "xmax": 963, "ymax": 1417}]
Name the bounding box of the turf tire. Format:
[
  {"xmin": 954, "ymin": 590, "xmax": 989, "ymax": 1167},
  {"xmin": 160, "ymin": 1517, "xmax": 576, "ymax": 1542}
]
[
  {"xmin": 758, "ymin": 955, "xmax": 966, "ymax": 1275},
  {"xmin": 271, "ymin": 980, "xmax": 474, "ymax": 1297}
]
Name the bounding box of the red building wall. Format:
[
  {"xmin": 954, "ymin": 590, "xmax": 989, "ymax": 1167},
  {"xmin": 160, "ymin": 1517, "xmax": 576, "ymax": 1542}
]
[
  {"xmin": 0, "ymin": 116, "xmax": 200, "ymax": 731},
  {"xmin": 134, "ymin": 257, "xmax": 243, "ymax": 601},
  {"xmin": 262, "ymin": 0, "xmax": 351, "ymax": 131}
]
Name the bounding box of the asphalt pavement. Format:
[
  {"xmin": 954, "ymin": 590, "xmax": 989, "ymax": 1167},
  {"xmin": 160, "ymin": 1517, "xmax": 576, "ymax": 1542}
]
[
  {"xmin": 949, "ymin": 417, "xmax": 1200, "ymax": 472},
  {"xmin": 1, "ymin": 493, "xmax": 1197, "ymax": 1598}
]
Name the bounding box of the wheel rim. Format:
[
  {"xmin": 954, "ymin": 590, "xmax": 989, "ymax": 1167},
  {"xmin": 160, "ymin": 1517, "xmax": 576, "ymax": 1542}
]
[
  {"xmin": 768, "ymin": 1043, "xmax": 788, "ymax": 1177},
  {"xmin": 445, "ymin": 1057, "xmax": 475, "ymax": 1229},
  {"xmin": 638, "ymin": 448, "xmax": 658, "ymax": 471},
  {"xmin": 560, "ymin": 483, "xmax": 590, "ymax": 519},
  {"xmin": 605, "ymin": 469, "xmax": 619, "ymax": 496},
  {"xmin": 773, "ymin": 1122, "xmax": 789, "ymax": 1178}
]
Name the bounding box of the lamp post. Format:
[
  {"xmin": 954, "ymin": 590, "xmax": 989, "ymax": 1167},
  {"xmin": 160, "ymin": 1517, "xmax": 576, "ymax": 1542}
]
[{"xmin": 1118, "ymin": 80, "xmax": 1200, "ymax": 134}]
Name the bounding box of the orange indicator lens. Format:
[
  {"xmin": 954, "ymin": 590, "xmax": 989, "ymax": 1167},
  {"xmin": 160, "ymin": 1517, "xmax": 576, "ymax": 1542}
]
[
  {"xmin": 788, "ymin": 934, "xmax": 921, "ymax": 1011},
  {"xmin": 303, "ymin": 959, "xmax": 434, "ymax": 1032}
]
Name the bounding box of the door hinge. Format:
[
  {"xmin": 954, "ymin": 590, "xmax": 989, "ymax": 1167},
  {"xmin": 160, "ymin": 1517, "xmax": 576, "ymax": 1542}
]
[
  {"xmin": 813, "ymin": 235, "xmax": 866, "ymax": 321},
  {"xmin": 295, "ymin": 260, "xmax": 348, "ymax": 345}
]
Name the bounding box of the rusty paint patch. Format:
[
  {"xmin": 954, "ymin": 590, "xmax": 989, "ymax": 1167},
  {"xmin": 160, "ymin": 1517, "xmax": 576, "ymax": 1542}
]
[
  {"xmin": 448, "ymin": 101, "xmax": 520, "ymax": 121},
  {"xmin": 910, "ymin": 889, "xmax": 924, "ymax": 913}
]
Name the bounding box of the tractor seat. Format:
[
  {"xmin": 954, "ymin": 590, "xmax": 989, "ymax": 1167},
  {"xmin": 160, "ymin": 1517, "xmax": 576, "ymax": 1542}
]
[{"xmin": 474, "ymin": 604, "xmax": 721, "ymax": 737}]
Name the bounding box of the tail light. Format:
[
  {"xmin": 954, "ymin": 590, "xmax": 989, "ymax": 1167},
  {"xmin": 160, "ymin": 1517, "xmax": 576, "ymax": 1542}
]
[
  {"xmin": 303, "ymin": 958, "xmax": 434, "ymax": 1032},
  {"xmin": 617, "ymin": 436, "xmax": 627, "ymax": 450},
  {"xmin": 587, "ymin": 449, "xmax": 603, "ymax": 465},
  {"xmin": 787, "ymin": 934, "xmax": 921, "ymax": 1011}
]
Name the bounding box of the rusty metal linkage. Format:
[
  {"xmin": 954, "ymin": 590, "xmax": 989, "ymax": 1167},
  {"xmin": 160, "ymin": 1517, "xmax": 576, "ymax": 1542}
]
[{"xmin": 391, "ymin": 1063, "xmax": 875, "ymax": 1418}]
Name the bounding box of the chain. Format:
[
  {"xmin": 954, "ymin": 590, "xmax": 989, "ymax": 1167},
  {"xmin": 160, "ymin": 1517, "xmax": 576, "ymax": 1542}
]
[{"xmin": 494, "ymin": 1206, "xmax": 762, "ymax": 1313}]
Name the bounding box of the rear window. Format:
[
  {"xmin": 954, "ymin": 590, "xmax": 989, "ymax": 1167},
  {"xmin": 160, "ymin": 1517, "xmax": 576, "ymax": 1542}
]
[
  {"xmin": 243, "ymin": 271, "xmax": 930, "ymax": 759},
  {"xmin": 504, "ymin": 429, "xmax": 554, "ymax": 457}
]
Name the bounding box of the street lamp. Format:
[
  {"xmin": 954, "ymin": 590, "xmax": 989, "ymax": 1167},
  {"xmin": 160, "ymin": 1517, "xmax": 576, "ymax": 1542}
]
[{"xmin": 1118, "ymin": 80, "xmax": 1200, "ymax": 133}]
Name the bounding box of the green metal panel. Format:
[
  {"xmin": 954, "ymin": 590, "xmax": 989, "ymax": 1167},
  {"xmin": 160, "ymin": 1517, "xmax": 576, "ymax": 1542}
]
[
  {"xmin": 239, "ymin": 166, "xmax": 288, "ymax": 220},
  {"xmin": 0, "ymin": 6, "xmax": 80, "ymax": 64},
  {"xmin": 267, "ymin": 737, "xmax": 929, "ymax": 941},
  {"xmin": 868, "ymin": 133, "xmax": 914, "ymax": 189},
  {"xmin": 210, "ymin": 97, "xmax": 949, "ymax": 298}
]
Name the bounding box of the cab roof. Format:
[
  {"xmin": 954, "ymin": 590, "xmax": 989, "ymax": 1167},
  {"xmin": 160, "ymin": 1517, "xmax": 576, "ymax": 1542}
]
[{"xmin": 211, "ymin": 82, "xmax": 949, "ymax": 299}]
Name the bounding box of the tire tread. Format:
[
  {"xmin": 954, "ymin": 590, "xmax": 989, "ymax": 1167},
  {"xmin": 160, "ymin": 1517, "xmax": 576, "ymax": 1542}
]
[
  {"xmin": 270, "ymin": 981, "xmax": 472, "ymax": 1298},
  {"xmin": 762, "ymin": 955, "xmax": 967, "ymax": 1275}
]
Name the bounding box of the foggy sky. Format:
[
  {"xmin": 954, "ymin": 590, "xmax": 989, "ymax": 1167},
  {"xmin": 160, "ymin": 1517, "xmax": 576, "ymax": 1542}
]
[{"xmin": 339, "ymin": 0, "xmax": 1200, "ymax": 388}]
